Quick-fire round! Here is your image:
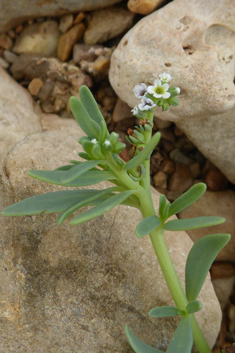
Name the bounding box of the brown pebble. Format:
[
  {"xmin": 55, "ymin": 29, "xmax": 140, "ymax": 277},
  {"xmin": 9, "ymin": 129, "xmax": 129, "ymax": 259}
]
[
  {"xmin": 54, "ymin": 97, "xmax": 66, "ymax": 112},
  {"xmin": 215, "ymin": 314, "xmax": 227, "ymax": 349},
  {"xmin": 57, "ymin": 23, "xmax": 86, "ymax": 62},
  {"xmin": 101, "ymin": 96, "xmax": 116, "ymax": 111},
  {"xmin": 119, "ymin": 148, "xmax": 129, "ymax": 162},
  {"xmin": 15, "ymin": 24, "xmax": 24, "ymax": 34},
  {"xmin": 41, "ymin": 100, "xmax": 55, "ymax": 113},
  {"xmin": 204, "ymin": 169, "xmax": 229, "ymax": 191},
  {"xmin": 168, "ymin": 163, "xmax": 193, "ymax": 193},
  {"xmin": 93, "ymin": 56, "xmax": 110, "ymax": 72},
  {"xmin": 150, "ymin": 151, "xmax": 164, "ymax": 175},
  {"xmin": 59, "ymin": 14, "xmax": 74, "ymax": 33},
  {"xmin": 210, "ymin": 262, "xmax": 235, "ymax": 280},
  {"xmin": 0, "ymin": 33, "xmax": 13, "ymax": 50},
  {"xmin": 224, "ymin": 345, "xmax": 235, "ymax": 353},
  {"xmin": 189, "ymin": 162, "xmax": 201, "ymax": 179},
  {"xmin": 227, "ymin": 304, "xmax": 235, "ymax": 334},
  {"xmin": 161, "ymin": 159, "xmax": 175, "ymax": 174},
  {"xmin": 174, "ymin": 125, "xmax": 184, "ymax": 137},
  {"xmin": 74, "ymin": 12, "xmax": 86, "ymax": 24},
  {"xmin": 153, "ymin": 170, "xmax": 167, "ymax": 188},
  {"xmin": 159, "ymin": 128, "xmax": 175, "ymax": 143},
  {"xmin": 37, "ymin": 81, "xmax": 54, "ymax": 102},
  {"xmin": 7, "ymin": 29, "xmax": 16, "ymax": 39},
  {"xmin": 28, "ymin": 78, "xmax": 43, "ymax": 96},
  {"xmin": 161, "ymin": 139, "xmax": 174, "ymax": 152}
]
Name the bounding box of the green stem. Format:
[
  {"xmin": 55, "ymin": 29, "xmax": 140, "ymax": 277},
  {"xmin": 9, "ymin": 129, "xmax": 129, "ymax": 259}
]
[{"xmin": 191, "ymin": 314, "xmax": 212, "ymax": 353}]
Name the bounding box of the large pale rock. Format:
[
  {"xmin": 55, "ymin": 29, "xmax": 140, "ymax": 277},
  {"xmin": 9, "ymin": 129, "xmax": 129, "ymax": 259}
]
[
  {"xmin": 178, "ymin": 190, "xmax": 235, "ymax": 262},
  {"xmin": 109, "ymin": 0, "xmax": 235, "ymax": 122},
  {"xmin": 0, "ymin": 0, "xmax": 122, "ymax": 32},
  {"xmin": 0, "ymin": 69, "xmax": 221, "ymax": 351},
  {"xmin": 176, "ymin": 109, "xmax": 235, "ymax": 183}
]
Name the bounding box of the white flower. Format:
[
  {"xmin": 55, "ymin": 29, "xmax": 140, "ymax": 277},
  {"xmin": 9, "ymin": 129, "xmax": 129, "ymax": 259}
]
[
  {"xmin": 131, "ymin": 106, "xmax": 139, "ymax": 115},
  {"xmin": 133, "ymin": 83, "xmax": 148, "ymax": 99},
  {"xmin": 175, "ymin": 87, "xmax": 180, "ymax": 94},
  {"xmin": 104, "ymin": 140, "xmax": 112, "ymax": 146},
  {"xmin": 138, "ymin": 96, "xmax": 156, "ymax": 111},
  {"xmin": 147, "ymin": 79, "xmax": 171, "ymax": 99},
  {"xmin": 159, "ymin": 72, "xmax": 172, "ymax": 83},
  {"xmin": 91, "ymin": 138, "xmax": 98, "ymax": 144}
]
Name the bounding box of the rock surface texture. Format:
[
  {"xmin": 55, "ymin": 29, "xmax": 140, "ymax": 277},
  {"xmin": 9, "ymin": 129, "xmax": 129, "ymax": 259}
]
[
  {"xmin": 0, "ymin": 67, "xmax": 221, "ymax": 351},
  {"xmin": 110, "ymin": 0, "xmax": 235, "ymax": 121},
  {"xmin": 0, "ymin": 0, "xmax": 123, "ymax": 32}
]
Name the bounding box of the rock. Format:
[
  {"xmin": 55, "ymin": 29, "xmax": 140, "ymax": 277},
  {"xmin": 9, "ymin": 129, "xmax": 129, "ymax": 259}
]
[
  {"xmin": 109, "ymin": 0, "xmax": 235, "ymax": 121},
  {"xmin": 79, "ymin": 46, "xmax": 113, "ymax": 78},
  {"xmin": 3, "ymin": 50, "xmax": 18, "ymax": 63},
  {"xmin": 169, "ymin": 148, "xmax": 194, "ymax": 166},
  {"xmin": 178, "ymin": 190, "xmax": 235, "ymax": 262},
  {"xmin": 212, "ymin": 276, "xmax": 235, "ymax": 310},
  {"xmin": 168, "ymin": 163, "xmax": 193, "ymax": 193},
  {"xmin": 210, "ymin": 262, "xmax": 235, "ymax": 280},
  {"xmin": 13, "ymin": 21, "xmax": 60, "ymax": 57},
  {"xmin": 28, "ymin": 78, "xmax": 43, "ymax": 96},
  {"xmin": 176, "ymin": 109, "xmax": 235, "ymax": 183},
  {"xmin": 0, "ymin": 33, "xmax": 13, "ymax": 50},
  {"xmin": 204, "ymin": 169, "xmax": 229, "ymax": 191},
  {"xmin": 227, "ymin": 304, "xmax": 235, "ymax": 334},
  {"xmin": 153, "ymin": 170, "xmax": 167, "ymax": 188},
  {"xmin": 0, "ymin": 0, "xmax": 123, "ymax": 32},
  {"xmin": 189, "ymin": 162, "xmax": 201, "ymax": 179},
  {"xmin": 74, "ymin": 12, "xmax": 86, "ymax": 24},
  {"xmin": 113, "ymin": 98, "xmax": 133, "ymax": 122},
  {"xmin": 153, "ymin": 116, "xmax": 172, "ymax": 129},
  {"xmin": 57, "ymin": 23, "xmax": 86, "ymax": 62},
  {"xmin": 161, "ymin": 159, "xmax": 175, "ymax": 174},
  {"xmin": 59, "ymin": 14, "xmax": 74, "ymax": 33},
  {"xmin": 84, "ymin": 7, "xmax": 135, "ymax": 45},
  {"xmin": 0, "ymin": 68, "xmax": 221, "ymax": 351},
  {"xmin": 128, "ymin": 0, "xmax": 166, "ymax": 15},
  {"xmin": 73, "ymin": 44, "xmax": 101, "ymax": 63},
  {"xmin": 0, "ymin": 57, "xmax": 9, "ymax": 69}
]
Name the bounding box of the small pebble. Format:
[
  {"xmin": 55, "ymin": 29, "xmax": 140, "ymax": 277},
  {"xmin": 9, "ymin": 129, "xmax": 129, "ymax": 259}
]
[
  {"xmin": 153, "ymin": 116, "xmax": 172, "ymax": 129},
  {"xmin": 57, "ymin": 23, "xmax": 86, "ymax": 62},
  {"xmin": 41, "ymin": 100, "xmax": 55, "ymax": 113},
  {"xmin": 128, "ymin": 0, "xmax": 164, "ymax": 15},
  {"xmin": 15, "ymin": 24, "xmax": 24, "ymax": 34},
  {"xmin": 159, "ymin": 128, "xmax": 175, "ymax": 143},
  {"xmin": 227, "ymin": 304, "xmax": 235, "ymax": 333},
  {"xmin": 59, "ymin": 14, "xmax": 74, "ymax": 33},
  {"xmin": 0, "ymin": 33, "xmax": 13, "ymax": 50},
  {"xmin": 189, "ymin": 162, "xmax": 201, "ymax": 179},
  {"xmin": 153, "ymin": 170, "xmax": 167, "ymax": 188},
  {"xmin": 37, "ymin": 81, "xmax": 54, "ymax": 102},
  {"xmin": 74, "ymin": 12, "xmax": 86, "ymax": 24},
  {"xmin": 210, "ymin": 262, "xmax": 235, "ymax": 280},
  {"xmin": 93, "ymin": 56, "xmax": 110, "ymax": 72},
  {"xmin": 7, "ymin": 29, "xmax": 16, "ymax": 39},
  {"xmin": 119, "ymin": 148, "xmax": 129, "ymax": 162},
  {"xmin": 161, "ymin": 159, "xmax": 175, "ymax": 174},
  {"xmin": 28, "ymin": 78, "xmax": 43, "ymax": 96},
  {"xmin": 54, "ymin": 97, "xmax": 66, "ymax": 112},
  {"xmin": 0, "ymin": 57, "xmax": 9, "ymax": 69},
  {"xmin": 174, "ymin": 125, "xmax": 184, "ymax": 136},
  {"xmin": 3, "ymin": 50, "xmax": 18, "ymax": 63},
  {"xmin": 101, "ymin": 96, "xmax": 116, "ymax": 111},
  {"xmin": 168, "ymin": 163, "xmax": 193, "ymax": 193},
  {"xmin": 170, "ymin": 148, "xmax": 194, "ymax": 166},
  {"xmin": 73, "ymin": 44, "xmax": 99, "ymax": 63},
  {"xmin": 204, "ymin": 169, "xmax": 229, "ymax": 191}
]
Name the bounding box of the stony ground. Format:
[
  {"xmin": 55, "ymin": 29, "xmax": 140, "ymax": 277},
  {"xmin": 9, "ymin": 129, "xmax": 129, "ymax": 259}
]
[{"xmin": 0, "ymin": 2, "xmax": 234, "ymax": 351}]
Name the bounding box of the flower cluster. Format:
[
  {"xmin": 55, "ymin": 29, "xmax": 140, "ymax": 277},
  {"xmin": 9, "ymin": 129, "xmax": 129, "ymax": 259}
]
[
  {"xmin": 78, "ymin": 132, "xmax": 126, "ymax": 162},
  {"xmin": 132, "ymin": 72, "xmax": 180, "ymax": 116}
]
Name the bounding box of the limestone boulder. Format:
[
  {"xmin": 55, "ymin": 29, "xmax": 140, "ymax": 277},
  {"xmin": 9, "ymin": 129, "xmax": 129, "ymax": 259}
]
[
  {"xmin": 0, "ymin": 68, "xmax": 221, "ymax": 351},
  {"xmin": 0, "ymin": 0, "xmax": 122, "ymax": 32},
  {"xmin": 109, "ymin": 0, "xmax": 235, "ymax": 122},
  {"xmin": 176, "ymin": 109, "xmax": 235, "ymax": 183}
]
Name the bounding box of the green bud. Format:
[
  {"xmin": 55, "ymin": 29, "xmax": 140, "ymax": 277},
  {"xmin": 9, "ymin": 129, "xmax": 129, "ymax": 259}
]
[
  {"xmin": 102, "ymin": 140, "xmax": 113, "ymax": 153},
  {"xmin": 82, "ymin": 140, "xmax": 95, "ymax": 157},
  {"xmin": 78, "ymin": 136, "xmax": 90, "ymax": 145},
  {"xmin": 113, "ymin": 142, "xmax": 126, "ymax": 154},
  {"xmin": 169, "ymin": 96, "xmax": 180, "ymax": 106},
  {"xmin": 109, "ymin": 132, "xmax": 119, "ymax": 146},
  {"xmin": 78, "ymin": 152, "xmax": 93, "ymax": 160},
  {"xmin": 129, "ymin": 136, "xmax": 139, "ymax": 145},
  {"xmin": 162, "ymin": 102, "xmax": 169, "ymax": 111},
  {"xmin": 92, "ymin": 143, "xmax": 105, "ymax": 160},
  {"xmin": 134, "ymin": 130, "xmax": 145, "ymax": 143},
  {"xmin": 144, "ymin": 124, "xmax": 152, "ymax": 132}
]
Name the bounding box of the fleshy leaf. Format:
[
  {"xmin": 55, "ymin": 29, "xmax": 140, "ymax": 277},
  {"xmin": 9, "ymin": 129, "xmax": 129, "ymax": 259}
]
[
  {"xmin": 123, "ymin": 132, "xmax": 161, "ymax": 171},
  {"xmin": 166, "ymin": 317, "xmax": 193, "ymax": 353},
  {"xmin": 186, "ymin": 300, "xmax": 202, "ymax": 314},
  {"xmin": 163, "ymin": 216, "xmax": 225, "ymax": 231},
  {"xmin": 57, "ymin": 160, "xmax": 102, "ymax": 183},
  {"xmin": 168, "ymin": 183, "xmax": 207, "ymax": 217},
  {"xmin": 2, "ymin": 189, "xmax": 107, "ymax": 216},
  {"xmin": 27, "ymin": 169, "xmax": 117, "ymax": 187},
  {"xmin": 135, "ymin": 216, "xmax": 162, "ymax": 238},
  {"xmin": 70, "ymin": 96, "xmax": 100, "ymax": 140},
  {"xmin": 149, "ymin": 306, "xmax": 184, "ymax": 318},
  {"xmin": 185, "ymin": 233, "xmax": 231, "ymax": 301},
  {"xmin": 159, "ymin": 194, "xmax": 167, "ymax": 220},
  {"xmin": 125, "ymin": 326, "xmax": 164, "ymax": 353},
  {"xmin": 70, "ymin": 190, "xmax": 135, "ymax": 225},
  {"xmin": 57, "ymin": 187, "xmax": 118, "ymax": 225},
  {"xmin": 79, "ymin": 85, "xmax": 108, "ymax": 143}
]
